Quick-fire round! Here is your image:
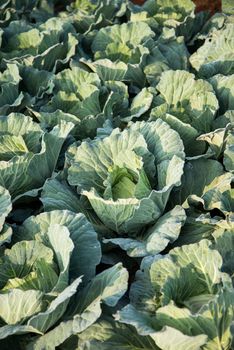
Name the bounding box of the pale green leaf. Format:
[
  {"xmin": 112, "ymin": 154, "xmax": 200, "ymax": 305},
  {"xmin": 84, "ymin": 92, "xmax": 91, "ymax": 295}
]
[{"xmin": 0, "ymin": 289, "xmax": 44, "ymax": 325}]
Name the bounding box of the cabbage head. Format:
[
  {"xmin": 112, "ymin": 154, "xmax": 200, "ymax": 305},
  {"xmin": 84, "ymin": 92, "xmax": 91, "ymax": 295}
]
[{"xmin": 68, "ymin": 119, "xmax": 185, "ymax": 237}]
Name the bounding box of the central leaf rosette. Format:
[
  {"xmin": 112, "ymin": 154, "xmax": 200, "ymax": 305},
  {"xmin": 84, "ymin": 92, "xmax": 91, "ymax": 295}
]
[
  {"xmin": 103, "ymin": 163, "xmax": 152, "ymax": 201},
  {"xmin": 68, "ymin": 120, "xmax": 185, "ymax": 234}
]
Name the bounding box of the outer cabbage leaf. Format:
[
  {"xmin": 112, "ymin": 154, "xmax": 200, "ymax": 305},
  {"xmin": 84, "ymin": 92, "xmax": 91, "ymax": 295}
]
[
  {"xmin": 223, "ymin": 129, "xmax": 234, "ymax": 172},
  {"xmin": 76, "ymin": 316, "xmax": 158, "ymax": 350},
  {"xmin": 81, "ymin": 59, "xmax": 128, "ymax": 82},
  {"xmin": 18, "ymin": 65, "xmax": 54, "ymax": 100},
  {"xmin": 213, "ymin": 110, "xmax": 234, "ymax": 130},
  {"xmin": 197, "ymin": 125, "xmax": 234, "ymax": 174},
  {"xmin": 150, "ymin": 326, "xmax": 207, "ymax": 350},
  {"xmin": 40, "ymin": 176, "xmax": 112, "ymax": 237},
  {"xmin": 0, "ymin": 225, "xmax": 13, "ymax": 247},
  {"xmin": 150, "ymin": 111, "xmax": 206, "ymax": 156},
  {"xmin": 31, "ymin": 110, "xmax": 80, "ymax": 130},
  {"xmin": 41, "ymin": 177, "xmax": 82, "ymax": 213},
  {"xmin": 213, "ymin": 229, "xmax": 234, "ymax": 279},
  {"xmin": 190, "ymin": 23, "xmax": 234, "ymax": 78},
  {"xmin": 209, "ymin": 74, "xmax": 234, "ymax": 114},
  {"xmin": 0, "ymin": 289, "xmax": 44, "ymax": 325},
  {"xmin": 104, "ymin": 205, "xmax": 186, "ymax": 257},
  {"xmin": 170, "ymin": 158, "xmax": 232, "ymax": 209},
  {"xmin": 0, "ymin": 185, "xmax": 11, "ymax": 233},
  {"xmin": 0, "ymin": 63, "xmax": 24, "ymax": 114},
  {"xmin": 144, "ymin": 29, "xmax": 189, "ymax": 85},
  {"xmin": 197, "ymin": 126, "xmax": 230, "ymax": 159},
  {"xmin": 26, "ymin": 263, "xmax": 128, "ymax": 350}
]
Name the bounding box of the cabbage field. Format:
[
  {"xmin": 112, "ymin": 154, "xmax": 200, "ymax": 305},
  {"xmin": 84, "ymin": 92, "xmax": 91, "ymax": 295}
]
[{"xmin": 0, "ymin": 0, "xmax": 233, "ymax": 349}]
